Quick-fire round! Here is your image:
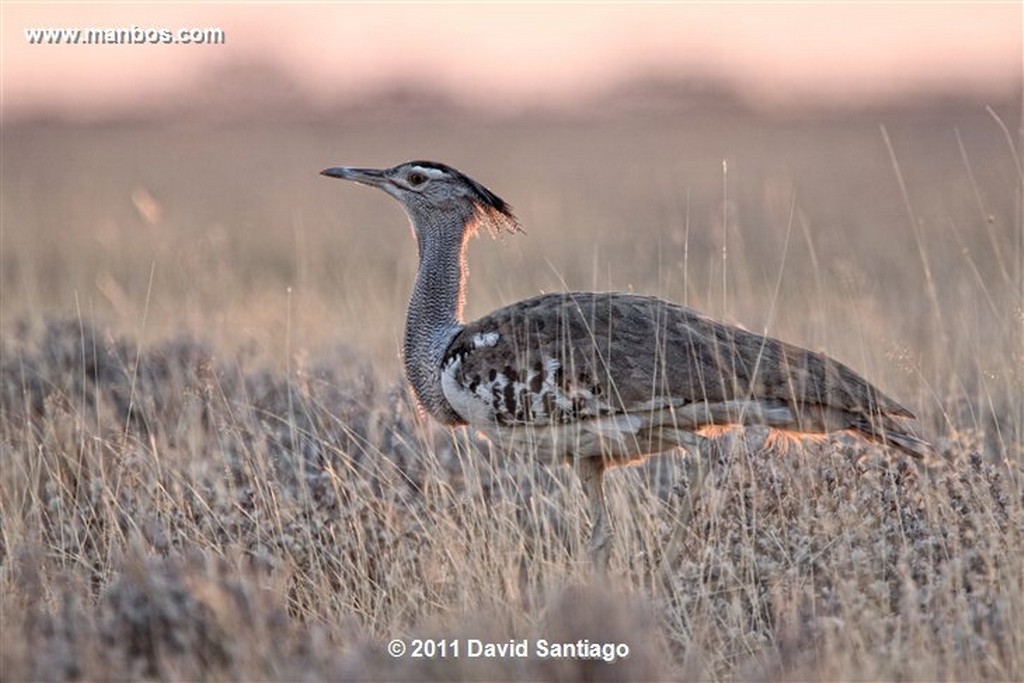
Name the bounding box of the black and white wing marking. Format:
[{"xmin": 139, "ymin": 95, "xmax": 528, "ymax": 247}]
[{"xmin": 438, "ymin": 291, "xmax": 930, "ymax": 457}]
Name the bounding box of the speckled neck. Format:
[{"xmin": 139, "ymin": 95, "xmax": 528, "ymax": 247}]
[{"xmin": 402, "ymin": 212, "xmax": 471, "ymax": 424}]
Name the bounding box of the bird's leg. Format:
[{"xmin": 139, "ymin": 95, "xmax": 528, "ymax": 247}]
[
  {"xmin": 576, "ymin": 456, "xmax": 613, "ymax": 571},
  {"xmin": 677, "ymin": 435, "xmax": 718, "ymax": 527},
  {"xmin": 656, "ymin": 434, "xmax": 721, "ymax": 587}
]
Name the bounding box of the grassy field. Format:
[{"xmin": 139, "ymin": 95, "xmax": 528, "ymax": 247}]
[{"xmin": 2, "ymin": 101, "xmax": 1022, "ymax": 680}]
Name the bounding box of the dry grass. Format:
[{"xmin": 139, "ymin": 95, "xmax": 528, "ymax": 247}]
[{"xmin": 2, "ymin": 102, "xmax": 1022, "ymax": 680}]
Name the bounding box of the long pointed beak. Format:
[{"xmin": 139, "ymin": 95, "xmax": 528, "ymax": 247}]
[{"xmin": 320, "ymin": 166, "xmax": 388, "ymax": 187}]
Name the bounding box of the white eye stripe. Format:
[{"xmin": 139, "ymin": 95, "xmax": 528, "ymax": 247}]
[{"xmin": 408, "ymin": 166, "xmax": 448, "ymax": 180}]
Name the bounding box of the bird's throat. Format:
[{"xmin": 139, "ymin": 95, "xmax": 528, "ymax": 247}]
[{"xmin": 403, "ymin": 221, "xmax": 470, "ymax": 423}]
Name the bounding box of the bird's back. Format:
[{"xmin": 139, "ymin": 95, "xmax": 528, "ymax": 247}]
[{"xmin": 440, "ymin": 291, "xmax": 930, "ymax": 459}]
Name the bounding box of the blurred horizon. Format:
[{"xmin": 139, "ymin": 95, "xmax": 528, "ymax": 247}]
[{"xmin": 3, "ymin": 3, "xmax": 1021, "ymax": 123}]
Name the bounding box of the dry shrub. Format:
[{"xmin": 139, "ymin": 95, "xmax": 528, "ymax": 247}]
[
  {"xmin": 650, "ymin": 438, "xmax": 1022, "ymax": 681},
  {"xmin": 2, "ymin": 104, "xmax": 1021, "ymax": 681},
  {"xmin": 2, "ymin": 319, "xmax": 1020, "ymax": 681},
  {"xmin": 3, "ymin": 548, "xmax": 341, "ymax": 681}
]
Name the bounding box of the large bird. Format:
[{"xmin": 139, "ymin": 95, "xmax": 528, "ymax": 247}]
[{"xmin": 322, "ymin": 160, "xmax": 933, "ymax": 568}]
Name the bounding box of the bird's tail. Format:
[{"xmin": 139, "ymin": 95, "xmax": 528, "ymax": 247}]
[{"xmin": 850, "ymin": 414, "xmax": 941, "ymax": 464}]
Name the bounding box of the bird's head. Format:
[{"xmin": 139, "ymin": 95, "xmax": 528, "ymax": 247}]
[{"xmin": 321, "ymin": 161, "xmax": 521, "ymax": 240}]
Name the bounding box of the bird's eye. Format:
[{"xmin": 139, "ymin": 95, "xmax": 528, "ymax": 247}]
[{"xmin": 407, "ymin": 172, "xmax": 427, "ymax": 186}]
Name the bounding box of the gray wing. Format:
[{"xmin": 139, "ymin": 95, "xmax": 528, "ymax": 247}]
[{"xmin": 441, "ymin": 292, "xmax": 930, "ymax": 457}]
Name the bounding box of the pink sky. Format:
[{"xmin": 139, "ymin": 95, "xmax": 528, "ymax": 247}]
[{"xmin": 2, "ymin": 3, "xmax": 1020, "ymax": 117}]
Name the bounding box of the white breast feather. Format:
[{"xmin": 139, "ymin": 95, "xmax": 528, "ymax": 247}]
[
  {"xmin": 440, "ymin": 355, "xmax": 494, "ymax": 423},
  {"xmin": 472, "ymin": 331, "xmax": 499, "ymax": 348}
]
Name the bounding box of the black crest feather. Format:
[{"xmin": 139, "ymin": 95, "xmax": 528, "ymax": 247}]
[{"xmin": 407, "ymin": 160, "xmax": 520, "ymax": 234}]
